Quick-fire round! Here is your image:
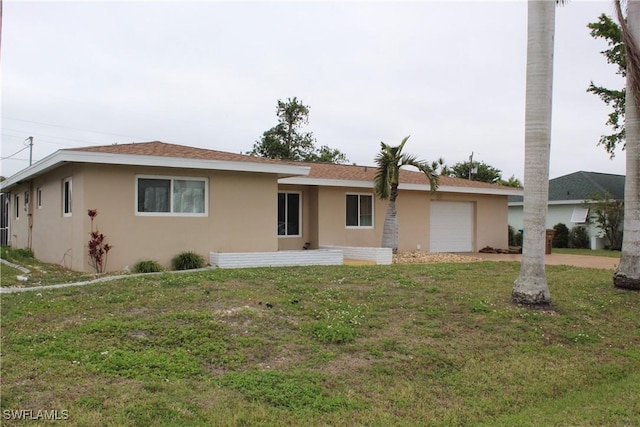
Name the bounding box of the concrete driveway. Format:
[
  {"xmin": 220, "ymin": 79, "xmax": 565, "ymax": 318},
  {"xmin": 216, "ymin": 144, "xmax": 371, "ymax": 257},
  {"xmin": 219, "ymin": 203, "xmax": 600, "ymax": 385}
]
[{"xmin": 469, "ymin": 252, "xmax": 619, "ymax": 270}]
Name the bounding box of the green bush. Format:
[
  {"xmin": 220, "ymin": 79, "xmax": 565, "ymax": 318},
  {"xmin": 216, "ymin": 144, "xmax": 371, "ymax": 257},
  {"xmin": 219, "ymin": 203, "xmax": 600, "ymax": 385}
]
[
  {"xmin": 552, "ymin": 223, "xmax": 569, "ymax": 248},
  {"xmin": 171, "ymin": 251, "xmax": 205, "ymax": 271},
  {"xmin": 132, "ymin": 260, "xmax": 164, "ymax": 274},
  {"xmin": 514, "ymin": 231, "xmax": 523, "ymax": 247},
  {"xmin": 569, "ymin": 226, "xmax": 590, "ymax": 249}
]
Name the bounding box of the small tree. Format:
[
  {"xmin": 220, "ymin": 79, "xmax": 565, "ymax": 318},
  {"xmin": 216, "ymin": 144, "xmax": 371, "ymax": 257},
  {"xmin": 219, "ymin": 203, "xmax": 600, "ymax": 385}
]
[
  {"xmin": 588, "ymin": 192, "xmax": 624, "ymax": 250},
  {"xmin": 552, "ymin": 223, "xmax": 569, "ymax": 248},
  {"xmin": 249, "ymin": 97, "xmax": 349, "ymax": 164},
  {"xmin": 87, "ymin": 209, "xmax": 111, "ymax": 273}
]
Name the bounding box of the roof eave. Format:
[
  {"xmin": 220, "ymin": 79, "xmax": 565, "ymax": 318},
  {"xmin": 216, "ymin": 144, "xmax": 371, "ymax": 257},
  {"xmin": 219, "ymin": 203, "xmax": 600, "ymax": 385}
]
[
  {"xmin": 0, "ymin": 150, "xmax": 310, "ymax": 192},
  {"xmin": 279, "ymin": 177, "xmax": 523, "ymax": 196}
]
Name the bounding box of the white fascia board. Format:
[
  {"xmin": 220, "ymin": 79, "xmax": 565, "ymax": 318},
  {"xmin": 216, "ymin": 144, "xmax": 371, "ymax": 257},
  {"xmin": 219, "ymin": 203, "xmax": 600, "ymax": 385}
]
[
  {"xmin": 1, "ymin": 150, "xmax": 310, "ymax": 191},
  {"xmin": 508, "ymin": 199, "xmax": 600, "ymax": 207},
  {"xmin": 402, "ymin": 183, "xmax": 523, "ymax": 196},
  {"xmin": 278, "ymin": 177, "xmax": 373, "ymax": 189},
  {"xmin": 279, "ymin": 177, "xmax": 523, "ymax": 196}
]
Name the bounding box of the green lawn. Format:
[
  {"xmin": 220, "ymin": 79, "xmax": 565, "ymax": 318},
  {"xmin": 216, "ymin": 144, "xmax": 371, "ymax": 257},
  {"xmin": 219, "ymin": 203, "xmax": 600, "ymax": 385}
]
[
  {"xmin": 552, "ymin": 248, "xmax": 621, "ymax": 258},
  {"xmin": 1, "ymin": 262, "xmax": 639, "ymax": 426}
]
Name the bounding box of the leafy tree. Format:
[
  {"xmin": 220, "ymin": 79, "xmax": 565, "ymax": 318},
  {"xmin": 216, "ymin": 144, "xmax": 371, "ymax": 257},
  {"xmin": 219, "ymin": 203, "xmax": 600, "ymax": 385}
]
[
  {"xmin": 588, "ymin": 192, "xmax": 623, "ymax": 251},
  {"xmin": 498, "ymin": 175, "xmax": 523, "ymax": 188},
  {"xmin": 249, "ymin": 97, "xmax": 348, "ymax": 164},
  {"xmin": 445, "ymin": 161, "xmax": 502, "ymax": 184},
  {"xmin": 587, "ymin": 14, "xmax": 626, "ymax": 157},
  {"xmin": 374, "ymin": 136, "xmax": 438, "ymax": 253},
  {"xmin": 613, "ymin": 0, "xmax": 640, "ymax": 290}
]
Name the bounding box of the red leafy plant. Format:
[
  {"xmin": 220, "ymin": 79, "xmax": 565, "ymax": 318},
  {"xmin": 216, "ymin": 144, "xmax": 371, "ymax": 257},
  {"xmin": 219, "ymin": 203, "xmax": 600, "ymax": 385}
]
[{"xmin": 88, "ymin": 209, "xmax": 112, "ymax": 273}]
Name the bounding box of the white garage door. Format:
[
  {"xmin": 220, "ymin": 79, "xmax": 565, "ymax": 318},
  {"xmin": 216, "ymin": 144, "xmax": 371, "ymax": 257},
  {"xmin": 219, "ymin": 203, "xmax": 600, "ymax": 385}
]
[{"xmin": 430, "ymin": 201, "xmax": 474, "ymax": 252}]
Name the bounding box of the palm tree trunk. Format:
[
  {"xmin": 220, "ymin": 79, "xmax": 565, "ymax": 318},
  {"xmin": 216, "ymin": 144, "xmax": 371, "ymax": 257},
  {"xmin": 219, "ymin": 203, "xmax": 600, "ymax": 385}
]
[
  {"xmin": 614, "ymin": 0, "xmax": 640, "ymax": 289},
  {"xmin": 381, "ymin": 184, "xmax": 399, "ymax": 253},
  {"xmin": 513, "ymin": 0, "xmax": 554, "ymax": 306}
]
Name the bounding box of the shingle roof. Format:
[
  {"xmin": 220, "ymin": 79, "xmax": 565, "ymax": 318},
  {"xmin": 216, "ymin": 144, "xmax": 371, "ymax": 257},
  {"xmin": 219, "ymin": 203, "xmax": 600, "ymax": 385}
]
[
  {"xmin": 70, "ymin": 141, "xmax": 281, "ymax": 164},
  {"xmin": 70, "ymin": 141, "xmax": 514, "ymax": 191},
  {"xmin": 509, "ymin": 171, "xmax": 625, "ymax": 203}
]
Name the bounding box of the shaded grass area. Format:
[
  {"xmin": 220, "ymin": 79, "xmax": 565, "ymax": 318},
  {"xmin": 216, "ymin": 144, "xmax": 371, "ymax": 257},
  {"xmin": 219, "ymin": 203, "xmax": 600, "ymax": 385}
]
[
  {"xmin": 552, "ymin": 247, "xmax": 621, "ymax": 258},
  {"xmin": 1, "ymin": 263, "xmax": 639, "ymax": 426}
]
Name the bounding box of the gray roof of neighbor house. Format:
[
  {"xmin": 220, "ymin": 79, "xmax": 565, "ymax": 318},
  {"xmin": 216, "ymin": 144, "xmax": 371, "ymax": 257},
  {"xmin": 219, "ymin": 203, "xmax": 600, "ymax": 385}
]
[{"xmin": 509, "ymin": 171, "xmax": 625, "ymax": 204}]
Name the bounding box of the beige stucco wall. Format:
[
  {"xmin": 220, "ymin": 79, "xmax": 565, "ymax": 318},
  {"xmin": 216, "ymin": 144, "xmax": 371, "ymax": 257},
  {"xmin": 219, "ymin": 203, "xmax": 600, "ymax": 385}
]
[
  {"xmin": 310, "ymin": 186, "xmax": 508, "ymax": 252},
  {"xmin": 16, "ymin": 164, "xmax": 280, "ymax": 272},
  {"xmin": 8, "ymin": 164, "xmax": 509, "ymax": 272}
]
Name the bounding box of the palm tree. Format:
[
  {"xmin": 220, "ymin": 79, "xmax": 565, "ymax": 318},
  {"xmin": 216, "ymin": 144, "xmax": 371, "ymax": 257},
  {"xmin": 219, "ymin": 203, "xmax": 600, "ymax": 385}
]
[
  {"xmin": 613, "ymin": 0, "xmax": 640, "ymax": 289},
  {"xmin": 512, "ymin": 0, "xmax": 556, "ymax": 306},
  {"xmin": 374, "ymin": 136, "xmax": 438, "ymax": 253}
]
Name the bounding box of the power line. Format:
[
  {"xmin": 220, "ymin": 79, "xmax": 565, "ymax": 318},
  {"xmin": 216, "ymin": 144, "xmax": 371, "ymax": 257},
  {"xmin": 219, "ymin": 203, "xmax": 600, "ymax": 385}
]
[{"xmin": 1, "ymin": 144, "xmax": 29, "ymax": 160}]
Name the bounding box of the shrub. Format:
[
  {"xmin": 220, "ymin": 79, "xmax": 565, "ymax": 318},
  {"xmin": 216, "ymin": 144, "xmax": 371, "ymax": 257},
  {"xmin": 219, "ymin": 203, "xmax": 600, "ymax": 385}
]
[
  {"xmin": 508, "ymin": 226, "xmax": 516, "ymax": 246},
  {"xmin": 514, "ymin": 231, "xmax": 523, "ymax": 247},
  {"xmin": 552, "ymin": 223, "xmax": 569, "ymax": 248},
  {"xmin": 569, "ymin": 226, "xmax": 590, "ymax": 249},
  {"xmin": 171, "ymin": 251, "xmax": 205, "ymax": 271},
  {"xmin": 87, "ymin": 209, "xmax": 112, "ymax": 274},
  {"xmin": 132, "ymin": 260, "xmax": 164, "ymax": 274}
]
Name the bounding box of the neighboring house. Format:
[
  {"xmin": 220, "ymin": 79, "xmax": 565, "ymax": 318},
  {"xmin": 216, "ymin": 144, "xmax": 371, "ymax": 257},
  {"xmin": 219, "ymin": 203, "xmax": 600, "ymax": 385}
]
[
  {"xmin": 508, "ymin": 171, "xmax": 625, "ymax": 249},
  {"xmin": 0, "ymin": 141, "xmax": 521, "ymax": 272}
]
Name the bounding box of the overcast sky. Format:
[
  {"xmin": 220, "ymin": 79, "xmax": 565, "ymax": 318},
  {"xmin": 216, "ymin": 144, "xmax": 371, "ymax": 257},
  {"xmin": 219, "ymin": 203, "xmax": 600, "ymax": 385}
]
[{"xmin": 1, "ymin": 0, "xmax": 627, "ymax": 182}]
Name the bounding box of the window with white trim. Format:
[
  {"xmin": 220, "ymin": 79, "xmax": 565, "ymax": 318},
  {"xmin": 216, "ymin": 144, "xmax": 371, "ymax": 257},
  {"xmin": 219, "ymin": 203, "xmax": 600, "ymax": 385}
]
[
  {"xmin": 570, "ymin": 206, "xmax": 589, "ymax": 223},
  {"xmin": 15, "ymin": 195, "xmax": 20, "ymax": 219},
  {"xmin": 37, "ymin": 187, "xmax": 42, "ymax": 209},
  {"xmin": 346, "ymin": 193, "xmax": 373, "ymax": 227},
  {"xmin": 136, "ymin": 176, "xmax": 207, "ymax": 216},
  {"xmin": 278, "ymin": 192, "xmax": 301, "ymax": 236},
  {"xmin": 63, "ymin": 177, "xmax": 72, "ymax": 216}
]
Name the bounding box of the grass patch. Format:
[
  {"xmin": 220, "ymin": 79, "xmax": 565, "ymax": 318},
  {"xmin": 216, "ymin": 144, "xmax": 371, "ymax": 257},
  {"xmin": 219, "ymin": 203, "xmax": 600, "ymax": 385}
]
[
  {"xmin": 0, "ymin": 246, "xmax": 116, "ymax": 288},
  {"xmin": 552, "ymin": 248, "xmax": 621, "ymax": 258},
  {"xmin": 1, "ymin": 261, "xmax": 639, "ymax": 426}
]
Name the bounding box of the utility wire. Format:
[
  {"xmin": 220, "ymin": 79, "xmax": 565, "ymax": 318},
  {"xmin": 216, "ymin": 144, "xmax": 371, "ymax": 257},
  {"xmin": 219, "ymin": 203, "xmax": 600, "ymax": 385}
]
[{"xmin": 1, "ymin": 145, "xmax": 29, "ymax": 160}]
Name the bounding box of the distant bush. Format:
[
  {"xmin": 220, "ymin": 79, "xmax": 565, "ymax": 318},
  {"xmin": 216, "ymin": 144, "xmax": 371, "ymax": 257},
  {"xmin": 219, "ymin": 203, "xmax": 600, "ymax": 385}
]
[
  {"xmin": 508, "ymin": 226, "xmax": 516, "ymax": 246},
  {"xmin": 132, "ymin": 260, "xmax": 164, "ymax": 274},
  {"xmin": 569, "ymin": 226, "xmax": 590, "ymax": 249},
  {"xmin": 171, "ymin": 251, "xmax": 205, "ymax": 271},
  {"xmin": 514, "ymin": 231, "xmax": 523, "ymax": 247},
  {"xmin": 552, "ymin": 223, "xmax": 569, "ymax": 248}
]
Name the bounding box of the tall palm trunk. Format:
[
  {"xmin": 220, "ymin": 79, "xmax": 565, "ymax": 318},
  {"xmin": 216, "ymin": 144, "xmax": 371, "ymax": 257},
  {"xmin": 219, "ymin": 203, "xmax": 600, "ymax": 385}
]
[
  {"xmin": 614, "ymin": 0, "xmax": 640, "ymax": 289},
  {"xmin": 381, "ymin": 183, "xmax": 399, "ymax": 253},
  {"xmin": 512, "ymin": 0, "xmax": 555, "ymax": 306}
]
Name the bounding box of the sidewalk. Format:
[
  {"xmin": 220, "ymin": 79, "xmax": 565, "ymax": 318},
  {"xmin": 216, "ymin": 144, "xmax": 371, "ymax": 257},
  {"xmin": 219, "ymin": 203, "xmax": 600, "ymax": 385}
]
[{"xmin": 469, "ymin": 252, "xmax": 619, "ymax": 270}]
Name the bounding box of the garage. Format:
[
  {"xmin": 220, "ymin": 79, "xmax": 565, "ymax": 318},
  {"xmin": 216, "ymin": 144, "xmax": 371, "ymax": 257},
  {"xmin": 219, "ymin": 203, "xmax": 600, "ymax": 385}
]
[{"xmin": 430, "ymin": 201, "xmax": 474, "ymax": 252}]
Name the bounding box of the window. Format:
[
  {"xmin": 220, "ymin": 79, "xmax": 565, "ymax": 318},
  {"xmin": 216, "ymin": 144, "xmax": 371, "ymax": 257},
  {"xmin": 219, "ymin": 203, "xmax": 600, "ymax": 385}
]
[
  {"xmin": 278, "ymin": 192, "xmax": 301, "ymax": 236},
  {"xmin": 346, "ymin": 194, "xmax": 373, "ymax": 227},
  {"xmin": 570, "ymin": 206, "xmax": 589, "ymax": 223},
  {"xmin": 63, "ymin": 177, "xmax": 72, "ymax": 216},
  {"xmin": 37, "ymin": 188, "xmax": 42, "ymax": 209},
  {"xmin": 15, "ymin": 195, "xmax": 19, "ymax": 219},
  {"xmin": 136, "ymin": 176, "xmax": 207, "ymax": 216}
]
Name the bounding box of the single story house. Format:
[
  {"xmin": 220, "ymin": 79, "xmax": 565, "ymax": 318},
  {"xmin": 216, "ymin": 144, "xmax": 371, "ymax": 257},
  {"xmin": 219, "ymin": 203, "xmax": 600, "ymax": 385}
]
[
  {"xmin": 508, "ymin": 171, "xmax": 625, "ymax": 249},
  {"xmin": 0, "ymin": 141, "xmax": 522, "ymax": 272}
]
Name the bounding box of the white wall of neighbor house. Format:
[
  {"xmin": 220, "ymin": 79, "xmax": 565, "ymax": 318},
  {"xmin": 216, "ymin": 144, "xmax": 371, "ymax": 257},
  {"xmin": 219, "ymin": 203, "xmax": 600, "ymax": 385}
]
[{"xmin": 508, "ymin": 203, "xmax": 607, "ymax": 248}]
